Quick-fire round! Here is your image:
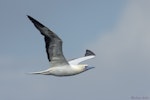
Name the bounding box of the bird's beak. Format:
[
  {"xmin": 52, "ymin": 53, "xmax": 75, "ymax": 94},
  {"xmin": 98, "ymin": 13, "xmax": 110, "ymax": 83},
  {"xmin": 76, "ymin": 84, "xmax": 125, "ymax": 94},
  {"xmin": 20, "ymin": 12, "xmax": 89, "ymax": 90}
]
[{"xmin": 85, "ymin": 66, "xmax": 95, "ymax": 70}]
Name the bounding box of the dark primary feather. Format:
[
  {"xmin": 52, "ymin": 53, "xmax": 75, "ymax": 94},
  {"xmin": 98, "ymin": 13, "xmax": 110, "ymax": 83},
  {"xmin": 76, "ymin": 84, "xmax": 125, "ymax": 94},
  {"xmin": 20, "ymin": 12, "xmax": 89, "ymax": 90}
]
[
  {"xmin": 27, "ymin": 15, "xmax": 69, "ymax": 66},
  {"xmin": 85, "ymin": 50, "xmax": 95, "ymax": 56}
]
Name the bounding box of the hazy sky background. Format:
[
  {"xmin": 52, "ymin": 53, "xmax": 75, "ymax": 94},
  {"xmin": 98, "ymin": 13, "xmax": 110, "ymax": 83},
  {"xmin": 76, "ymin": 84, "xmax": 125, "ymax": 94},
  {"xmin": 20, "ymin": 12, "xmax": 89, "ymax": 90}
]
[{"xmin": 0, "ymin": 0, "xmax": 150, "ymax": 100}]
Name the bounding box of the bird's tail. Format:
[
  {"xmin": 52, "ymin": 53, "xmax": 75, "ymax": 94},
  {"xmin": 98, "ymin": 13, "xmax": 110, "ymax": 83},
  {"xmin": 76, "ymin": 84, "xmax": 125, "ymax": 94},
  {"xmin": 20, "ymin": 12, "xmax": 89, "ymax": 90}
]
[{"xmin": 28, "ymin": 69, "xmax": 51, "ymax": 75}]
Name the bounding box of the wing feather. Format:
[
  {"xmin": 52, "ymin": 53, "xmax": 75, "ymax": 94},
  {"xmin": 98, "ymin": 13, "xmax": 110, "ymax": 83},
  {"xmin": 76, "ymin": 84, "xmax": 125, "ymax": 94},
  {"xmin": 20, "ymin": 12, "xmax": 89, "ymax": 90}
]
[
  {"xmin": 27, "ymin": 15, "xmax": 69, "ymax": 66},
  {"xmin": 69, "ymin": 50, "xmax": 95, "ymax": 65}
]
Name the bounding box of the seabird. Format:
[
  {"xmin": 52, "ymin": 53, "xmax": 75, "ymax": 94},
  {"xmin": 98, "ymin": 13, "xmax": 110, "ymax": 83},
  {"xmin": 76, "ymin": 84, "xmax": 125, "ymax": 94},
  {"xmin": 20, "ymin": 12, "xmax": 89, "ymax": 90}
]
[{"xmin": 27, "ymin": 15, "xmax": 95, "ymax": 76}]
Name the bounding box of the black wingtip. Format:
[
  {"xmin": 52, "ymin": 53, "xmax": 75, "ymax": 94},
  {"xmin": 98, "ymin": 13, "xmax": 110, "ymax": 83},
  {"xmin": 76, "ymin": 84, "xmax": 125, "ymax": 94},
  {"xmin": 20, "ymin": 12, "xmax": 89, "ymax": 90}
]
[
  {"xmin": 27, "ymin": 15, "xmax": 45, "ymax": 28},
  {"xmin": 27, "ymin": 15, "xmax": 31, "ymax": 18},
  {"xmin": 85, "ymin": 49, "xmax": 96, "ymax": 56},
  {"xmin": 27, "ymin": 15, "xmax": 34, "ymax": 21}
]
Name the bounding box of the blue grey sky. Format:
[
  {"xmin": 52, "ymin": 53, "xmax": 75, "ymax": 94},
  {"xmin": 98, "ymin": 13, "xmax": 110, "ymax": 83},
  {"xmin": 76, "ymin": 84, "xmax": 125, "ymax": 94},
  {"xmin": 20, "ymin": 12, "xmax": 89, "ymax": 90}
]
[{"xmin": 0, "ymin": 0, "xmax": 150, "ymax": 100}]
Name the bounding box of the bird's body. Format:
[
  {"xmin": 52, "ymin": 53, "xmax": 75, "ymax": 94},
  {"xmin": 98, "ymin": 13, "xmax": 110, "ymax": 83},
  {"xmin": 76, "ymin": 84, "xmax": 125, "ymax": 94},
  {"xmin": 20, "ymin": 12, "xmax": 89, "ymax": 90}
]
[
  {"xmin": 27, "ymin": 15, "xmax": 95, "ymax": 76},
  {"xmin": 32, "ymin": 65, "xmax": 86, "ymax": 76}
]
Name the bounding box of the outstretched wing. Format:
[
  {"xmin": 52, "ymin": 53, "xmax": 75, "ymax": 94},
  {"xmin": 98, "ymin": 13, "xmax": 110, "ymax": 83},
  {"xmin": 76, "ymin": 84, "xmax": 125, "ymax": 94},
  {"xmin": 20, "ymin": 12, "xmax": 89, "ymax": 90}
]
[
  {"xmin": 27, "ymin": 15, "xmax": 69, "ymax": 66},
  {"xmin": 69, "ymin": 50, "xmax": 95, "ymax": 65}
]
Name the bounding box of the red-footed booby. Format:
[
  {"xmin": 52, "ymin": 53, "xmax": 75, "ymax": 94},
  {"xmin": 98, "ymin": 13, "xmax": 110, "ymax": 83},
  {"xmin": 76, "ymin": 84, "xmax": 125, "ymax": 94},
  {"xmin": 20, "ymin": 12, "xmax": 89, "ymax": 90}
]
[{"xmin": 27, "ymin": 15, "xmax": 95, "ymax": 76}]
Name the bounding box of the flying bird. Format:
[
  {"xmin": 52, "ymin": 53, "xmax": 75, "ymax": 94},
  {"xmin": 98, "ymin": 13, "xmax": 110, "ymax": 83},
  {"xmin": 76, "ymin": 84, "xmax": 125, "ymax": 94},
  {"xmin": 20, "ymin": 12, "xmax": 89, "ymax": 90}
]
[{"xmin": 27, "ymin": 15, "xmax": 95, "ymax": 76}]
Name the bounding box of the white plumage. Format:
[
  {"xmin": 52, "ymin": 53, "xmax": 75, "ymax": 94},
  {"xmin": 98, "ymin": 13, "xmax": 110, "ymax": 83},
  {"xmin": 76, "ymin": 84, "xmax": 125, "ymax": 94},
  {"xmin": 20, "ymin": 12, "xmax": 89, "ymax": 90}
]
[{"xmin": 27, "ymin": 15, "xmax": 95, "ymax": 76}]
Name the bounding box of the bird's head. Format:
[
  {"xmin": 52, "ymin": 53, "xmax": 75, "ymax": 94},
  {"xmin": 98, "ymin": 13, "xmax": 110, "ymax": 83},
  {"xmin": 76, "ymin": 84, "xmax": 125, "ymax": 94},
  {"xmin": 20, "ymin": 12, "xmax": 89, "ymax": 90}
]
[
  {"xmin": 78, "ymin": 64, "xmax": 95, "ymax": 72},
  {"xmin": 84, "ymin": 65, "xmax": 95, "ymax": 71},
  {"xmin": 71, "ymin": 64, "xmax": 95, "ymax": 75}
]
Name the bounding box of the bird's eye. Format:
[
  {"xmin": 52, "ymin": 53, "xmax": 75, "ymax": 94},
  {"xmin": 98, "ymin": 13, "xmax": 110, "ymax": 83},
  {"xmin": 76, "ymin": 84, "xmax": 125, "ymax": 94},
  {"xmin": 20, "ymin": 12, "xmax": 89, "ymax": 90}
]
[
  {"xmin": 84, "ymin": 66, "xmax": 89, "ymax": 70},
  {"xmin": 85, "ymin": 66, "xmax": 95, "ymax": 70}
]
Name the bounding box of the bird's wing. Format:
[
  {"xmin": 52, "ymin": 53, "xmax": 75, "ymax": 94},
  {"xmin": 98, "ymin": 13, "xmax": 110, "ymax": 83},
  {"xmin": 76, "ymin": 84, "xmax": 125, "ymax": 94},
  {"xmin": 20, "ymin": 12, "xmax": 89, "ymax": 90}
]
[
  {"xmin": 69, "ymin": 50, "xmax": 95, "ymax": 65},
  {"xmin": 27, "ymin": 15, "xmax": 69, "ymax": 67}
]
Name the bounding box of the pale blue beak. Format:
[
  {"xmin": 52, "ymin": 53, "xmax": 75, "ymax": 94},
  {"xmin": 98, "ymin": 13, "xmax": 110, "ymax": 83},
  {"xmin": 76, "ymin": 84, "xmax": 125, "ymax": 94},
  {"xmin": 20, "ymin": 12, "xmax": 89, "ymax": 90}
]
[{"xmin": 85, "ymin": 66, "xmax": 95, "ymax": 71}]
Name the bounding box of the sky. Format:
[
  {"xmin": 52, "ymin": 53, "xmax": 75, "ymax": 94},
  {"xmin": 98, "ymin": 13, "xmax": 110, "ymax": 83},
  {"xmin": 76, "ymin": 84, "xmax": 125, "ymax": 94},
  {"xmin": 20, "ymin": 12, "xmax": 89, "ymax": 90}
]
[{"xmin": 0, "ymin": 0, "xmax": 150, "ymax": 100}]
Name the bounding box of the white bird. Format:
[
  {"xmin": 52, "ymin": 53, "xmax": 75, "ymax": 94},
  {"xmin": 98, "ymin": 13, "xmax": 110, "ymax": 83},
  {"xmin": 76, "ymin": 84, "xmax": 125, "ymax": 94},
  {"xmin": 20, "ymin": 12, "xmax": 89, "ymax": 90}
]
[{"xmin": 27, "ymin": 15, "xmax": 95, "ymax": 76}]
